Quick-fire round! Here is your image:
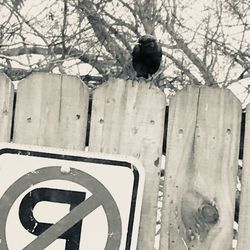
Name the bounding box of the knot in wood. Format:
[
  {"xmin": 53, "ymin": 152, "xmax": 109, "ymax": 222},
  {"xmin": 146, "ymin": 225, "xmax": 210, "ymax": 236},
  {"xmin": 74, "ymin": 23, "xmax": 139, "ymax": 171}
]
[{"xmin": 199, "ymin": 204, "xmax": 219, "ymax": 224}]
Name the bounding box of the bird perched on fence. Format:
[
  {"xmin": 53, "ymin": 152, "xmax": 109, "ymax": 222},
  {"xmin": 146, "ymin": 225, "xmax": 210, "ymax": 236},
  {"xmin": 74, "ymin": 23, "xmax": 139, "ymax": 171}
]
[{"xmin": 132, "ymin": 35, "xmax": 162, "ymax": 79}]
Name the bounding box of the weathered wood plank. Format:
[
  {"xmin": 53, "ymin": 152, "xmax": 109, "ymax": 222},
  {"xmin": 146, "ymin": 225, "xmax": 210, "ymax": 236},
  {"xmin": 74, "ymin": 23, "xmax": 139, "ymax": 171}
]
[
  {"xmin": 89, "ymin": 78, "xmax": 166, "ymax": 250},
  {"xmin": 238, "ymin": 104, "xmax": 250, "ymax": 250},
  {"xmin": 0, "ymin": 73, "xmax": 14, "ymax": 142},
  {"xmin": 160, "ymin": 86, "xmax": 241, "ymax": 250},
  {"xmin": 13, "ymin": 73, "xmax": 89, "ymax": 149}
]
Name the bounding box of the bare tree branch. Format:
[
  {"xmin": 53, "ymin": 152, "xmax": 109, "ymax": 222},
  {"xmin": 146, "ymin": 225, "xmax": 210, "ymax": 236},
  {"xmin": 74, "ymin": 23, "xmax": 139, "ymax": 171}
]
[{"xmin": 166, "ymin": 24, "xmax": 216, "ymax": 85}]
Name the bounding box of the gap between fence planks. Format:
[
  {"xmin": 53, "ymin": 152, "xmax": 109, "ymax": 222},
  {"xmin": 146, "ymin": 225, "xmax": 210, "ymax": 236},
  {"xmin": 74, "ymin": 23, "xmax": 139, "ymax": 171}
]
[
  {"xmin": 0, "ymin": 74, "xmax": 14, "ymax": 142},
  {"xmin": 89, "ymin": 78, "xmax": 166, "ymax": 250},
  {"xmin": 160, "ymin": 85, "xmax": 241, "ymax": 250},
  {"xmin": 13, "ymin": 73, "xmax": 89, "ymax": 149},
  {"xmin": 238, "ymin": 103, "xmax": 250, "ymax": 250}
]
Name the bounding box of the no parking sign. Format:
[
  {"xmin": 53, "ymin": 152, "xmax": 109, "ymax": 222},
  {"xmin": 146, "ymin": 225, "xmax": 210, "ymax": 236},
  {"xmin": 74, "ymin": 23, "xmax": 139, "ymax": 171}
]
[{"xmin": 0, "ymin": 143, "xmax": 145, "ymax": 250}]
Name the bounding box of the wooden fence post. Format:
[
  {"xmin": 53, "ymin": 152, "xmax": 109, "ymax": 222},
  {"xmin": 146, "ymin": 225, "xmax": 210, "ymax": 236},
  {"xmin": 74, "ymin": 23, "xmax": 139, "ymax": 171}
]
[
  {"xmin": 160, "ymin": 86, "xmax": 241, "ymax": 249},
  {"xmin": 13, "ymin": 72, "xmax": 89, "ymax": 149},
  {"xmin": 0, "ymin": 73, "xmax": 14, "ymax": 142},
  {"xmin": 89, "ymin": 78, "xmax": 166, "ymax": 250},
  {"xmin": 238, "ymin": 103, "xmax": 250, "ymax": 250}
]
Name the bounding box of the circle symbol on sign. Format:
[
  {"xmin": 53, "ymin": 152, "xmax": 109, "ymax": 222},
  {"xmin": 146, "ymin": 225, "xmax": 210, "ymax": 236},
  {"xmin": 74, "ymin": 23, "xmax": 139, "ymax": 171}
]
[{"xmin": 0, "ymin": 167, "xmax": 122, "ymax": 250}]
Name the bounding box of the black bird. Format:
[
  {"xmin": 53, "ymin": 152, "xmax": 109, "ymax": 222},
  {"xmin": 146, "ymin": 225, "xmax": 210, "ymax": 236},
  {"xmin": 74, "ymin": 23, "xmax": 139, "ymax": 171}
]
[{"xmin": 132, "ymin": 35, "xmax": 162, "ymax": 79}]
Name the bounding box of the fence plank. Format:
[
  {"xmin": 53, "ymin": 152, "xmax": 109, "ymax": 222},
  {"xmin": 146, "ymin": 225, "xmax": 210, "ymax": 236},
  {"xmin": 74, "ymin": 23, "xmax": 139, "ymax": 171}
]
[
  {"xmin": 0, "ymin": 73, "xmax": 14, "ymax": 142},
  {"xmin": 89, "ymin": 78, "xmax": 166, "ymax": 250},
  {"xmin": 238, "ymin": 104, "xmax": 250, "ymax": 250},
  {"xmin": 13, "ymin": 73, "xmax": 89, "ymax": 149},
  {"xmin": 160, "ymin": 86, "xmax": 241, "ymax": 250}
]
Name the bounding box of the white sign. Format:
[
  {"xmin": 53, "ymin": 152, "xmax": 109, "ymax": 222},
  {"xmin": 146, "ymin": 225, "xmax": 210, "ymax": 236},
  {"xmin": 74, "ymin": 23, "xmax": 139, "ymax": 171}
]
[{"xmin": 0, "ymin": 143, "xmax": 145, "ymax": 250}]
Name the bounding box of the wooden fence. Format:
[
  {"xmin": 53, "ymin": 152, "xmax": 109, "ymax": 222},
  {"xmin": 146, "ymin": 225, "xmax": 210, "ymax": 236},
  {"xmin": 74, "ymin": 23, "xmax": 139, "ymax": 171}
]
[{"xmin": 0, "ymin": 72, "xmax": 248, "ymax": 249}]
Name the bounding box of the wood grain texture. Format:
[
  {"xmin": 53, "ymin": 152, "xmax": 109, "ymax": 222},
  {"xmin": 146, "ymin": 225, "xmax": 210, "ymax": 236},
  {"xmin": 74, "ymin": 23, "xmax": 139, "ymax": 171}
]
[
  {"xmin": 160, "ymin": 85, "xmax": 241, "ymax": 250},
  {"xmin": 238, "ymin": 104, "xmax": 250, "ymax": 250},
  {"xmin": 89, "ymin": 78, "xmax": 166, "ymax": 250},
  {"xmin": 13, "ymin": 73, "xmax": 89, "ymax": 149},
  {"xmin": 0, "ymin": 73, "xmax": 14, "ymax": 142}
]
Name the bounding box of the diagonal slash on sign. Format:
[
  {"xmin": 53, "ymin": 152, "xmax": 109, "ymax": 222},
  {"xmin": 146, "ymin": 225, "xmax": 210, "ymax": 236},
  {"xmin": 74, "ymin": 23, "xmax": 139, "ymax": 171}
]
[
  {"xmin": 0, "ymin": 167, "xmax": 122, "ymax": 250},
  {"xmin": 23, "ymin": 194, "xmax": 103, "ymax": 250}
]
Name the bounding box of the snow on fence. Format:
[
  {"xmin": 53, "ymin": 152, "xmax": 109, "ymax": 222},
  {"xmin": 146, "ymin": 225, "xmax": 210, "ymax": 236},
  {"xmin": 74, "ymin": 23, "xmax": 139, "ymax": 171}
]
[{"xmin": 0, "ymin": 72, "xmax": 247, "ymax": 249}]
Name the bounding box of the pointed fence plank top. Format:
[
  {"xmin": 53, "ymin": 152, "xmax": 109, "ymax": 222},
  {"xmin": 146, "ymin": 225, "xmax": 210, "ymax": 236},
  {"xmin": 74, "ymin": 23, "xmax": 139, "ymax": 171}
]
[
  {"xmin": 160, "ymin": 86, "xmax": 241, "ymax": 250},
  {"xmin": 0, "ymin": 73, "xmax": 14, "ymax": 142},
  {"xmin": 89, "ymin": 78, "xmax": 166, "ymax": 250},
  {"xmin": 13, "ymin": 73, "xmax": 89, "ymax": 149}
]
